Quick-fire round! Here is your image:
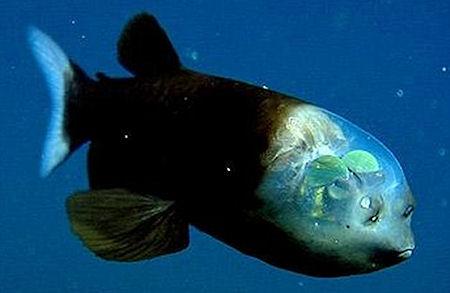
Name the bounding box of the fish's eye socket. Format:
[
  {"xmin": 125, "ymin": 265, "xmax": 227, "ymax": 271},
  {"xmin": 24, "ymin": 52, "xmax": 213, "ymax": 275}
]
[{"xmin": 403, "ymin": 205, "xmax": 414, "ymax": 218}]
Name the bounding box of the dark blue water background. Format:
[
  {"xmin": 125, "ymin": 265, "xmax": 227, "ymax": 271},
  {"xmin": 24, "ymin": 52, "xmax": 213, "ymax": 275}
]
[{"xmin": 1, "ymin": 0, "xmax": 449, "ymax": 292}]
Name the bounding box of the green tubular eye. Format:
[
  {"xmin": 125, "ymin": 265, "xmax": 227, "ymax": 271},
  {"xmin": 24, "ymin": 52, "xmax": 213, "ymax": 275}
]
[
  {"xmin": 305, "ymin": 155, "xmax": 349, "ymax": 187},
  {"xmin": 342, "ymin": 150, "xmax": 380, "ymax": 173}
]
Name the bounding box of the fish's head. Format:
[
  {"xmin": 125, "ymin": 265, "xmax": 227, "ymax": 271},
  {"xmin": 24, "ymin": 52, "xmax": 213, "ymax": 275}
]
[{"xmin": 257, "ymin": 104, "xmax": 415, "ymax": 276}]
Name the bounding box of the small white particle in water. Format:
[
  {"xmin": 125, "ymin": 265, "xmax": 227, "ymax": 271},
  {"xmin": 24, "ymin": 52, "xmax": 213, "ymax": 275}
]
[
  {"xmin": 71, "ymin": 19, "xmax": 76, "ymax": 25},
  {"xmin": 442, "ymin": 66, "xmax": 447, "ymax": 72},
  {"xmin": 314, "ymin": 222, "xmax": 319, "ymax": 227},
  {"xmin": 124, "ymin": 134, "xmax": 129, "ymax": 139},
  {"xmin": 438, "ymin": 148, "xmax": 447, "ymax": 157},
  {"xmin": 190, "ymin": 50, "xmax": 199, "ymax": 61},
  {"xmin": 10, "ymin": 65, "xmax": 16, "ymax": 70},
  {"xmin": 262, "ymin": 84, "xmax": 269, "ymax": 90},
  {"xmin": 298, "ymin": 282, "xmax": 304, "ymax": 287},
  {"xmin": 81, "ymin": 34, "xmax": 86, "ymax": 40},
  {"xmin": 396, "ymin": 89, "xmax": 404, "ymax": 97},
  {"xmin": 226, "ymin": 167, "xmax": 231, "ymax": 172},
  {"xmin": 183, "ymin": 96, "xmax": 189, "ymax": 101}
]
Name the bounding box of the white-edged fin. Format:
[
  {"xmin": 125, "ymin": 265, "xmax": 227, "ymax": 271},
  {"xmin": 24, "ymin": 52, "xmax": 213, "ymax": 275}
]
[{"xmin": 28, "ymin": 27, "xmax": 73, "ymax": 177}]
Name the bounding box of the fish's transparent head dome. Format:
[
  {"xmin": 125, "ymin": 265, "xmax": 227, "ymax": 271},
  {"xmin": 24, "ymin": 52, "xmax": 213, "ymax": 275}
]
[{"xmin": 257, "ymin": 104, "xmax": 415, "ymax": 276}]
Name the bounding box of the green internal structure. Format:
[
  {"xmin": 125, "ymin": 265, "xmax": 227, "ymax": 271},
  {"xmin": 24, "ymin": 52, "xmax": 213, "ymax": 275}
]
[
  {"xmin": 303, "ymin": 150, "xmax": 380, "ymax": 218},
  {"xmin": 342, "ymin": 150, "xmax": 380, "ymax": 173}
]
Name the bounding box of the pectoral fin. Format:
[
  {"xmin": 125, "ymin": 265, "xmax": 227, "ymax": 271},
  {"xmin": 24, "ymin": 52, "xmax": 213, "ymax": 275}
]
[{"xmin": 66, "ymin": 189, "xmax": 189, "ymax": 261}]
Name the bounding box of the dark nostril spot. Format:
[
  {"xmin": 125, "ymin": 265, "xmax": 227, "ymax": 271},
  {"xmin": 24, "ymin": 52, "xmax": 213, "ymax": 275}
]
[{"xmin": 403, "ymin": 205, "xmax": 414, "ymax": 218}]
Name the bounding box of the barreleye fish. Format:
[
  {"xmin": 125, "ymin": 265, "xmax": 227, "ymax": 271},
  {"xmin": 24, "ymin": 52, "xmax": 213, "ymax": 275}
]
[{"xmin": 29, "ymin": 12, "xmax": 415, "ymax": 277}]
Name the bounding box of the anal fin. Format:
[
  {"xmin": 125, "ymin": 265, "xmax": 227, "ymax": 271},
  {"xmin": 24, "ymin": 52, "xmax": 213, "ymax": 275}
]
[{"xmin": 66, "ymin": 189, "xmax": 189, "ymax": 261}]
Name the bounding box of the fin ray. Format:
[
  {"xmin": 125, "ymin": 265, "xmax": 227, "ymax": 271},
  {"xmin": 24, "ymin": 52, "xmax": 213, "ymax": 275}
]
[
  {"xmin": 66, "ymin": 189, "xmax": 189, "ymax": 262},
  {"xmin": 29, "ymin": 28, "xmax": 93, "ymax": 176},
  {"xmin": 28, "ymin": 27, "xmax": 73, "ymax": 177}
]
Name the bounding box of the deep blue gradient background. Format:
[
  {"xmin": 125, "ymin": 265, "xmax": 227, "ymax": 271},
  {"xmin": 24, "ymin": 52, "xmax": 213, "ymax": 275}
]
[{"xmin": 1, "ymin": 1, "xmax": 449, "ymax": 292}]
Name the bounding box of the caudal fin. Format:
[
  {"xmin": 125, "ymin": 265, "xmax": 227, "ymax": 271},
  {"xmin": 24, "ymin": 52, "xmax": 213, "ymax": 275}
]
[{"xmin": 29, "ymin": 27, "xmax": 91, "ymax": 177}]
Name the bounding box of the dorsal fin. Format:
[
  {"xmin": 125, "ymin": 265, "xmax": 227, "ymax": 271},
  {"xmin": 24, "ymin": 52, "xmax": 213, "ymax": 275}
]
[{"xmin": 117, "ymin": 13, "xmax": 181, "ymax": 77}]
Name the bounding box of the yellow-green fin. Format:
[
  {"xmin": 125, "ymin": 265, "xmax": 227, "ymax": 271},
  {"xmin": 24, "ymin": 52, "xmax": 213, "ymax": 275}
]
[{"xmin": 66, "ymin": 189, "xmax": 189, "ymax": 262}]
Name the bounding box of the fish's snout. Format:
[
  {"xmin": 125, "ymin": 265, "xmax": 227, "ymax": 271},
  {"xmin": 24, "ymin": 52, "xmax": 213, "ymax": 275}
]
[
  {"xmin": 397, "ymin": 239, "xmax": 415, "ymax": 259},
  {"xmin": 398, "ymin": 247, "xmax": 414, "ymax": 259},
  {"xmin": 372, "ymin": 240, "xmax": 415, "ymax": 267},
  {"xmin": 393, "ymin": 232, "xmax": 415, "ymax": 261}
]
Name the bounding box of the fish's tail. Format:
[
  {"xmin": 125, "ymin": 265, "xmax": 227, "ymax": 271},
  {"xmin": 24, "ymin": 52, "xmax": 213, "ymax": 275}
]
[{"xmin": 29, "ymin": 27, "xmax": 94, "ymax": 177}]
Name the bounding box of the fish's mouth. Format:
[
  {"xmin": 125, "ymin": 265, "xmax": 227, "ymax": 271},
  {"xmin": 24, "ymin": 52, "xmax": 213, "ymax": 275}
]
[
  {"xmin": 398, "ymin": 247, "xmax": 414, "ymax": 259},
  {"xmin": 372, "ymin": 245, "xmax": 415, "ymax": 267}
]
